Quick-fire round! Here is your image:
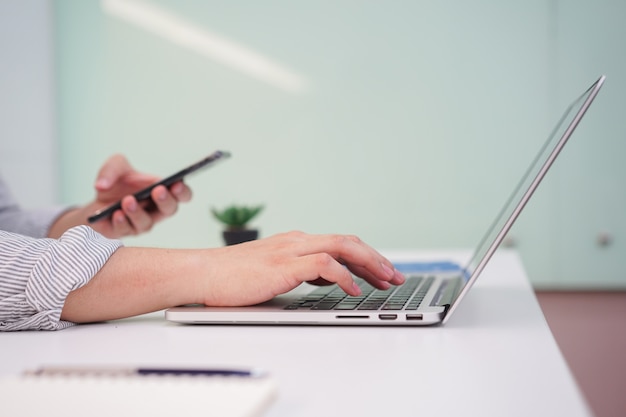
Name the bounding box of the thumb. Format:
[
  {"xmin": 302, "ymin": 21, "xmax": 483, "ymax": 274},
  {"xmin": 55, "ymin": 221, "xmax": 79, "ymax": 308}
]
[{"xmin": 94, "ymin": 154, "xmax": 133, "ymax": 191}]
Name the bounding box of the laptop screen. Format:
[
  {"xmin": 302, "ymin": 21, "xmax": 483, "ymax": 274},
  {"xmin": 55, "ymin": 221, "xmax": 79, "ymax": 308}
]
[{"xmin": 447, "ymin": 75, "xmax": 605, "ymax": 317}]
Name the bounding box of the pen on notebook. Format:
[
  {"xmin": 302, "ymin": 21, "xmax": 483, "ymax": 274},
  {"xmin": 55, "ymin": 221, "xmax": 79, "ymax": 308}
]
[{"xmin": 26, "ymin": 366, "xmax": 266, "ymax": 378}]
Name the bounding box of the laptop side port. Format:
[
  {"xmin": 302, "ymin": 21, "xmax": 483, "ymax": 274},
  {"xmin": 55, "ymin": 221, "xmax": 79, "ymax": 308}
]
[
  {"xmin": 406, "ymin": 314, "xmax": 423, "ymax": 321},
  {"xmin": 378, "ymin": 314, "xmax": 398, "ymax": 320}
]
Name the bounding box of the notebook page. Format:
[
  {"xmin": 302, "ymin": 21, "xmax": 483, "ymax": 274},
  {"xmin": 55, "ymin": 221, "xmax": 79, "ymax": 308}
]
[{"xmin": 1, "ymin": 374, "xmax": 277, "ymax": 417}]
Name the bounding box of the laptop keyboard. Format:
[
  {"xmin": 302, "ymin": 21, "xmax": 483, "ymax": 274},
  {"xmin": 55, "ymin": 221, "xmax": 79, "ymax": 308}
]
[{"xmin": 284, "ymin": 275, "xmax": 435, "ymax": 311}]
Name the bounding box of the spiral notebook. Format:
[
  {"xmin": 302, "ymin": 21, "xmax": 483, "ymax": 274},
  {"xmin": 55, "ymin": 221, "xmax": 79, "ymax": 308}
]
[{"xmin": 1, "ymin": 367, "xmax": 277, "ymax": 417}]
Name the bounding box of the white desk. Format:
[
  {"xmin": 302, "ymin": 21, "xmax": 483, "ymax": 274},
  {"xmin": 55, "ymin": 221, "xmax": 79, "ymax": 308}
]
[{"xmin": 1, "ymin": 250, "xmax": 590, "ymax": 417}]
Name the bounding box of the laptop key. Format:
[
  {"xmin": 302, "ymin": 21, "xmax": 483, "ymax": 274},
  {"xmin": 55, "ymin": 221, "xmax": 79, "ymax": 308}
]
[
  {"xmin": 333, "ymin": 303, "xmax": 358, "ymax": 310},
  {"xmin": 382, "ymin": 304, "xmax": 406, "ymax": 310},
  {"xmin": 312, "ymin": 302, "xmax": 339, "ymax": 310}
]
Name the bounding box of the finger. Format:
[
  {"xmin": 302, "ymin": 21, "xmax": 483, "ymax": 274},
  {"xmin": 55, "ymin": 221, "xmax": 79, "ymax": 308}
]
[
  {"xmin": 309, "ymin": 275, "xmax": 392, "ymax": 290},
  {"xmin": 391, "ymin": 268, "xmax": 406, "ymax": 285},
  {"xmin": 95, "ymin": 154, "xmax": 160, "ymax": 192},
  {"xmin": 120, "ymin": 195, "xmax": 153, "ymax": 234},
  {"xmin": 348, "ymin": 262, "xmax": 405, "ymax": 286},
  {"xmin": 150, "ymin": 185, "xmax": 179, "ymax": 218},
  {"xmin": 169, "ymin": 181, "xmax": 192, "ymax": 203},
  {"xmin": 296, "ymin": 234, "xmax": 399, "ymax": 284},
  {"xmin": 290, "ymin": 253, "xmax": 361, "ymax": 296},
  {"xmin": 94, "ymin": 154, "xmax": 133, "ymax": 191},
  {"xmin": 345, "ymin": 264, "xmax": 395, "ymax": 290},
  {"xmin": 308, "ymin": 267, "xmax": 394, "ymax": 290},
  {"xmin": 109, "ymin": 209, "xmax": 134, "ymax": 237}
]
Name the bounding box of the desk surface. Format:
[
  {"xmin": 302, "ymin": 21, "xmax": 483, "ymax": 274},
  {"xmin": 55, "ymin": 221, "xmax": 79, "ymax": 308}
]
[{"xmin": 1, "ymin": 250, "xmax": 590, "ymax": 417}]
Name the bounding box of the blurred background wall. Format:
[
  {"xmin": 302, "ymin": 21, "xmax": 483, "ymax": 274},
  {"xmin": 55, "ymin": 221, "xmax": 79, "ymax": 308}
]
[
  {"xmin": 0, "ymin": 1, "xmax": 57, "ymax": 208},
  {"xmin": 2, "ymin": 0, "xmax": 624, "ymax": 288}
]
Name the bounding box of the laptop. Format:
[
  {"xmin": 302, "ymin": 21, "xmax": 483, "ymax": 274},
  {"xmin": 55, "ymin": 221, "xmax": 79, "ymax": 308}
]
[{"xmin": 166, "ymin": 75, "xmax": 606, "ymax": 326}]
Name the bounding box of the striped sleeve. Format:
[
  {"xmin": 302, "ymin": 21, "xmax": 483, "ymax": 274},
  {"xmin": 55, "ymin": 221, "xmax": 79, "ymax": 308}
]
[{"xmin": 0, "ymin": 226, "xmax": 123, "ymax": 331}]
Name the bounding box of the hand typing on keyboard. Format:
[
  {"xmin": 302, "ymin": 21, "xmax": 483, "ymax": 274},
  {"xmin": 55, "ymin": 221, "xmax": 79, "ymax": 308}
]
[
  {"xmin": 62, "ymin": 231, "xmax": 405, "ymax": 323},
  {"xmin": 199, "ymin": 231, "xmax": 406, "ymax": 307}
]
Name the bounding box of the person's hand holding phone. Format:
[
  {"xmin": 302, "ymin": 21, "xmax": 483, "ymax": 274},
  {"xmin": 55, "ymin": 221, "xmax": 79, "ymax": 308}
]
[
  {"xmin": 47, "ymin": 154, "xmax": 193, "ymax": 239},
  {"xmin": 89, "ymin": 153, "xmax": 193, "ymax": 237}
]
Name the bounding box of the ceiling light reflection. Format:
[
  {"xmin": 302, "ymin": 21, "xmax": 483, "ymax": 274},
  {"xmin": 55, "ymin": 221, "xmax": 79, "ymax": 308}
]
[{"xmin": 101, "ymin": 0, "xmax": 309, "ymax": 93}]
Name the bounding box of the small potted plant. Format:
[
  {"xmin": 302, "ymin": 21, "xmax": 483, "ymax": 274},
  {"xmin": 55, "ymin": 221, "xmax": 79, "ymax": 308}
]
[{"xmin": 211, "ymin": 204, "xmax": 264, "ymax": 246}]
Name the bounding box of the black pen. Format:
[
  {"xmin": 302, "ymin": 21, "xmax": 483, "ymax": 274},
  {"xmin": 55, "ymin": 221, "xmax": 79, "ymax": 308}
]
[{"xmin": 27, "ymin": 366, "xmax": 265, "ymax": 378}]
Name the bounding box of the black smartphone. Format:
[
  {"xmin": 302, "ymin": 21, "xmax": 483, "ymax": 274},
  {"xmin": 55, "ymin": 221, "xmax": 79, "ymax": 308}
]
[{"xmin": 87, "ymin": 150, "xmax": 231, "ymax": 223}]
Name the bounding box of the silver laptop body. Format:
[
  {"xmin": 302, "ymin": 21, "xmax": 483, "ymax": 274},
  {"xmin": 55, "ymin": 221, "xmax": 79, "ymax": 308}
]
[{"xmin": 166, "ymin": 75, "xmax": 605, "ymax": 326}]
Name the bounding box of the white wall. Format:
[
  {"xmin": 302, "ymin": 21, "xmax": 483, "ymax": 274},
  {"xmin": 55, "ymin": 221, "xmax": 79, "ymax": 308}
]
[
  {"xmin": 55, "ymin": 0, "xmax": 553, "ymax": 254},
  {"xmin": 4, "ymin": 1, "xmax": 623, "ymax": 288},
  {"xmin": 0, "ymin": 1, "xmax": 57, "ymax": 207}
]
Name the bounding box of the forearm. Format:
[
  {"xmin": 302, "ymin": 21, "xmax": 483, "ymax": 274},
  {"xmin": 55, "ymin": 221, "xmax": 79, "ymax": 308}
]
[{"xmin": 61, "ymin": 247, "xmax": 206, "ymax": 323}]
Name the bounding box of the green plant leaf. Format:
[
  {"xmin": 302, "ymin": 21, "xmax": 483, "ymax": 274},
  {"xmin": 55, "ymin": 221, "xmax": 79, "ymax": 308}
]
[{"xmin": 211, "ymin": 204, "xmax": 264, "ymax": 228}]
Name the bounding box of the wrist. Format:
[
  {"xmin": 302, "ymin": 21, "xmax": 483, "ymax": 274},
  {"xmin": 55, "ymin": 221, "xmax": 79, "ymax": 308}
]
[{"xmin": 175, "ymin": 249, "xmax": 212, "ymax": 306}]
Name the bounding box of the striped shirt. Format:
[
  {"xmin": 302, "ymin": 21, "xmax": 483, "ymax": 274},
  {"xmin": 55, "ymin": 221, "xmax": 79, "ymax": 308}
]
[{"xmin": 0, "ymin": 176, "xmax": 123, "ymax": 331}]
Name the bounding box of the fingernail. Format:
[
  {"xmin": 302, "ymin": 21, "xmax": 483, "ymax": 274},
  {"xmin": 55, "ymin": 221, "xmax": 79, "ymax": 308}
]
[
  {"xmin": 381, "ymin": 263, "xmax": 395, "ymax": 278},
  {"xmin": 127, "ymin": 199, "xmax": 137, "ymax": 212},
  {"xmin": 352, "ymin": 282, "xmax": 362, "ymax": 296}
]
